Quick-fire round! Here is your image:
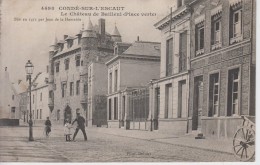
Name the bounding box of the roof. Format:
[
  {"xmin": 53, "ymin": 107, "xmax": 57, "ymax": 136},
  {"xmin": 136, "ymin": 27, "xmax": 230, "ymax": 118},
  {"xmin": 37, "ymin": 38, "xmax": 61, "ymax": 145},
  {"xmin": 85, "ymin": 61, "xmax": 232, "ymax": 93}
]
[
  {"xmin": 111, "ymin": 25, "xmax": 121, "ymax": 36},
  {"xmin": 31, "ymin": 72, "xmax": 49, "ymax": 90},
  {"xmin": 123, "ymin": 41, "xmax": 161, "ymax": 57},
  {"xmin": 12, "ymin": 80, "xmax": 28, "ymax": 94},
  {"xmin": 54, "ymin": 45, "xmax": 81, "ymax": 57}
]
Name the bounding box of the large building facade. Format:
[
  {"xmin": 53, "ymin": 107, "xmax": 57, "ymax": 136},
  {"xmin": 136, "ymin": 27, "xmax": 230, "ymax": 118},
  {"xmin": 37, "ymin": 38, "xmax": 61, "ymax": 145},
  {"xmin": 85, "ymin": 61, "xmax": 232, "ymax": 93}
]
[
  {"xmin": 30, "ymin": 72, "xmax": 50, "ymax": 125},
  {"xmin": 150, "ymin": 0, "xmax": 255, "ymax": 138},
  {"xmin": 106, "ymin": 41, "xmax": 161, "ymax": 129},
  {"xmin": 188, "ymin": 0, "xmax": 255, "ymax": 138},
  {"xmin": 48, "ymin": 18, "xmax": 121, "ymax": 126},
  {"xmin": 152, "ymin": 0, "xmax": 192, "ymax": 135}
]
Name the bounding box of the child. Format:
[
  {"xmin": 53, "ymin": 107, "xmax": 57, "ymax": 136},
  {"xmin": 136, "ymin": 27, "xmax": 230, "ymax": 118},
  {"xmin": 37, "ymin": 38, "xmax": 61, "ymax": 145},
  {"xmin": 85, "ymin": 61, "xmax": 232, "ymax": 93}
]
[{"xmin": 64, "ymin": 119, "xmax": 73, "ymax": 141}]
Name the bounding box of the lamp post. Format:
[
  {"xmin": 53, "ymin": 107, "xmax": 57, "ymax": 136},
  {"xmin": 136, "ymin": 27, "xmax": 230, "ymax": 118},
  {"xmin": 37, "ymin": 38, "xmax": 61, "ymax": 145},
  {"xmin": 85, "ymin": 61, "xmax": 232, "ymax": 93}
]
[{"xmin": 25, "ymin": 60, "xmax": 34, "ymax": 141}]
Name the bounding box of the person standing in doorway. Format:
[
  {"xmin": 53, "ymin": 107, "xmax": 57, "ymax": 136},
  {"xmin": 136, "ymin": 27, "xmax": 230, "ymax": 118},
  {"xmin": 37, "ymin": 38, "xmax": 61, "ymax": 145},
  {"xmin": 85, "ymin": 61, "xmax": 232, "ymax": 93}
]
[{"xmin": 72, "ymin": 112, "xmax": 87, "ymax": 141}]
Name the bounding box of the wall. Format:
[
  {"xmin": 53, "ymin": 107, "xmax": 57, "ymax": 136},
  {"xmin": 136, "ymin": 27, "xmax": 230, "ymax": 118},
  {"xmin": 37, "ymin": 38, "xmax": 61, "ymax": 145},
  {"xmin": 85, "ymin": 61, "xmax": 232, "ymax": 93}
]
[{"xmin": 120, "ymin": 59, "xmax": 160, "ymax": 88}]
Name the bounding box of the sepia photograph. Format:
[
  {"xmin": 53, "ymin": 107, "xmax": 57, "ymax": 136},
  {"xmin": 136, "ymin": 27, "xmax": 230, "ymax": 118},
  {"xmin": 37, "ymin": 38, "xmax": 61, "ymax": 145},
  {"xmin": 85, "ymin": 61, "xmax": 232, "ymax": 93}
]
[{"xmin": 0, "ymin": 0, "xmax": 257, "ymax": 163}]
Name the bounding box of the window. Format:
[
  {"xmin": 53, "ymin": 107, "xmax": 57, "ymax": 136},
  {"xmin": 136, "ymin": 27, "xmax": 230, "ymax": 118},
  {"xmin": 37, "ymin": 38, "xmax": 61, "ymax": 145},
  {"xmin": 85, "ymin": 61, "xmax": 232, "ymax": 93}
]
[
  {"xmin": 40, "ymin": 109, "xmax": 42, "ymax": 119},
  {"xmin": 70, "ymin": 82, "xmax": 74, "ymax": 96},
  {"xmin": 65, "ymin": 59, "xmax": 70, "ymax": 70},
  {"xmin": 84, "ymin": 83, "xmax": 88, "ymax": 94},
  {"xmin": 33, "ymin": 110, "xmax": 34, "ymax": 119},
  {"xmin": 12, "ymin": 95, "xmax": 14, "ymax": 100},
  {"xmin": 49, "ymin": 90, "xmax": 53, "ymax": 98},
  {"xmin": 114, "ymin": 70, "xmax": 118, "ymax": 92},
  {"xmin": 230, "ymin": 4, "xmax": 242, "ymax": 44},
  {"xmin": 165, "ymin": 84, "xmax": 172, "ymax": 118},
  {"xmin": 62, "ymin": 83, "xmax": 67, "ymax": 97},
  {"xmin": 75, "ymin": 55, "xmax": 81, "ymax": 67},
  {"xmin": 166, "ymin": 38, "xmax": 173, "ymax": 76},
  {"xmin": 55, "ymin": 62, "xmax": 60, "ymax": 73},
  {"xmin": 76, "ymin": 80, "xmax": 80, "ymax": 95},
  {"xmin": 33, "ymin": 94, "xmax": 34, "ymax": 104},
  {"xmin": 211, "ymin": 14, "xmax": 222, "ymax": 50},
  {"xmin": 40, "ymin": 93, "xmax": 42, "ymax": 101},
  {"xmin": 57, "ymin": 110, "xmax": 60, "ymax": 120},
  {"xmin": 233, "ymin": 11, "xmax": 242, "ymax": 38},
  {"xmin": 109, "ymin": 72, "xmax": 112, "ymax": 94},
  {"xmin": 37, "ymin": 109, "xmax": 38, "ymax": 119},
  {"xmin": 114, "ymin": 97, "xmax": 118, "ymax": 120},
  {"xmin": 179, "ymin": 31, "xmax": 187, "ymax": 72},
  {"xmin": 195, "ymin": 22, "xmax": 205, "ymax": 56},
  {"xmin": 208, "ymin": 73, "xmax": 219, "ymax": 117},
  {"xmin": 177, "ymin": 0, "xmax": 183, "ymax": 8},
  {"xmin": 214, "ymin": 21, "xmax": 221, "ymax": 43},
  {"xmin": 227, "ymin": 68, "xmax": 239, "ymax": 116},
  {"xmin": 178, "ymin": 81, "xmax": 187, "ymax": 118}
]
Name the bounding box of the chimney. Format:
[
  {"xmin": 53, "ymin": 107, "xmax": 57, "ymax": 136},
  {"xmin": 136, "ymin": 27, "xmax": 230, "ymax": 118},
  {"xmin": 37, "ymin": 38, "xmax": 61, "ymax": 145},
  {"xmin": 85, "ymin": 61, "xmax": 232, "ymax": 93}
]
[
  {"xmin": 99, "ymin": 18, "xmax": 105, "ymax": 41},
  {"xmin": 137, "ymin": 36, "xmax": 139, "ymax": 41},
  {"xmin": 64, "ymin": 35, "xmax": 68, "ymax": 40}
]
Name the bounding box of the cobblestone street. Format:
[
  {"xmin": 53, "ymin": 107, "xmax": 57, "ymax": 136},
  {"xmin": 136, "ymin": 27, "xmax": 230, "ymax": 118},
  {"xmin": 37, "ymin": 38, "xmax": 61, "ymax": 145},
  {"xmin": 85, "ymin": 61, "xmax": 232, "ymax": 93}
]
[{"xmin": 0, "ymin": 125, "xmax": 240, "ymax": 162}]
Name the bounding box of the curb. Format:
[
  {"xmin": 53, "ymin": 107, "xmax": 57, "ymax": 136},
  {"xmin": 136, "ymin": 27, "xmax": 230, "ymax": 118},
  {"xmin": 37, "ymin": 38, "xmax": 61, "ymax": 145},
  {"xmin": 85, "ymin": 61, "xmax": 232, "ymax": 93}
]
[{"xmin": 89, "ymin": 129, "xmax": 234, "ymax": 156}]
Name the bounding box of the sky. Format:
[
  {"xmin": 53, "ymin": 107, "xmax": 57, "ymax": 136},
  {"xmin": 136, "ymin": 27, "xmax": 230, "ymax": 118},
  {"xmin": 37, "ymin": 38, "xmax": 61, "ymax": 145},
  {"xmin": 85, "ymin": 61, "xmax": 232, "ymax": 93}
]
[{"xmin": 0, "ymin": 0, "xmax": 175, "ymax": 82}]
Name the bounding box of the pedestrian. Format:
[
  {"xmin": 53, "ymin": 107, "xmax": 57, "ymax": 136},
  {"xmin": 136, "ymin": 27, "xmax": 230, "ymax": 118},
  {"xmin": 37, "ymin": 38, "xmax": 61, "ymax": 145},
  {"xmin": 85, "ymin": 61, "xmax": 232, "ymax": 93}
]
[
  {"xmin": 72, "ymin": 112, "xmax": 87, "ymax": 141},
  {"xmin": 64, "ymin": 119, "xmax": 73, "ymax": 141},
  {"xmin": 45, "ymin": 117, "xmax": 52, "ymax": 137}
]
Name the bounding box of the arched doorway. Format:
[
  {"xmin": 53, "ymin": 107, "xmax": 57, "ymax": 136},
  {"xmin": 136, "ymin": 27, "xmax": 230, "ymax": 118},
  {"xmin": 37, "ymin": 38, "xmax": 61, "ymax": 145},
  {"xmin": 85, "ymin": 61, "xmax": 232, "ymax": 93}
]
[{"xmin": 64, "ymin": 105, "xmax": 72, "ymax": 124}]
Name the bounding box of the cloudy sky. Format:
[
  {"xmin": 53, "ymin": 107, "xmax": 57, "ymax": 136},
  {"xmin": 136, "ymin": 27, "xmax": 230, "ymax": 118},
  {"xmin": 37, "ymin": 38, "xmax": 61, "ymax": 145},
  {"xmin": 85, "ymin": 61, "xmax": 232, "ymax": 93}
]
[{"xmin": 1, "ymin": 0, "xmax": 175, "ymax": 82}]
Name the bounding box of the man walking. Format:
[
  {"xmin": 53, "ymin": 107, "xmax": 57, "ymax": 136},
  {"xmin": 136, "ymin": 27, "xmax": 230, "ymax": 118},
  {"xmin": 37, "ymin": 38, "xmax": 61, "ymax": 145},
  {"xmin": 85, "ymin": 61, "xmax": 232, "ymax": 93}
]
[{"xmin": 72, "ymin": 112, "xmax": 87, "ymax": 141}]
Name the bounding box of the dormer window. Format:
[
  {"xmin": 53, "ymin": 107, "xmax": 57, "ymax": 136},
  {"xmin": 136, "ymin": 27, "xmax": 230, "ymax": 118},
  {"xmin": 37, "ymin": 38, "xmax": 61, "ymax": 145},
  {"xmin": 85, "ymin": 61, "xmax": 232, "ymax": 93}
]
[
  {"xmin": 177, "ymin": 0, "xmax": 183, "ymax": 8},
  {"xmin": 55, "ymin": 62, "xmax": 60, "ymax": 73}
]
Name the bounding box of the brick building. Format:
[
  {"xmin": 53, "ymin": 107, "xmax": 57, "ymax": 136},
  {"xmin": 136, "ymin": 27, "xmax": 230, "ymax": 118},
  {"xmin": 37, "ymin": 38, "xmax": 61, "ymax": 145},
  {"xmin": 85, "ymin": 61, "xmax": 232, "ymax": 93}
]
[
  {"xmin": 188, "ymin": 0, "xmax": 255, "ymax": 138},
  {"xmin": 48, "ymin": 18, "xmax": 122, "ymax": 126},
  {"xmin": 106, "ymin": 41, "xmax": 161, "ymax": 129},
  {"xmin": 150, "ymin": 0, "xmax": 255, "ymax": 138}
]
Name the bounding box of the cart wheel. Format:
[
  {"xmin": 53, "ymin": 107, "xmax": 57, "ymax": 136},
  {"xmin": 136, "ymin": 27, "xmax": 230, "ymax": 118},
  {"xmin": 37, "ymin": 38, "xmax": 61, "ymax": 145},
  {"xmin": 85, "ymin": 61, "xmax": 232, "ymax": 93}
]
[{"xmin": 233, "ymin": 126, "xmax": 255, "ymax": 161}]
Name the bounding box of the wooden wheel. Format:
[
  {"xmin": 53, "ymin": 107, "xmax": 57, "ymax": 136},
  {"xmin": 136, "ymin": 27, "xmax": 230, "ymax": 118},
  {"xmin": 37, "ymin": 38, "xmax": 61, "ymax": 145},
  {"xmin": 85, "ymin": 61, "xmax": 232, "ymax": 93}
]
[{"xmin": 233, "ymin": 126, "xmax": 255, "ymax": 161}]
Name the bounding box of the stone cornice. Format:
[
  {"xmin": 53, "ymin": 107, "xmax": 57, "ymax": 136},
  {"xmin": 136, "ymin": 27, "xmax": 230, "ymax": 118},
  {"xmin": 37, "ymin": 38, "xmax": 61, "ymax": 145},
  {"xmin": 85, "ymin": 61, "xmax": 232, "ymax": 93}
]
[{"xmin": 154, "ymin": 5, "xmax": 191, "ymax": 30}]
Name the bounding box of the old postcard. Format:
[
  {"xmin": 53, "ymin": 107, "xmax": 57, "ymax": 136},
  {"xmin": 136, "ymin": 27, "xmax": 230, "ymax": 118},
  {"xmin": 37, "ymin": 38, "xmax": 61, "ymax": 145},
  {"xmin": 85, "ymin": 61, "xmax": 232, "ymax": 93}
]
[{"xmin": 0, "ymin": 0, "xmax": 257, "ymax": 163}]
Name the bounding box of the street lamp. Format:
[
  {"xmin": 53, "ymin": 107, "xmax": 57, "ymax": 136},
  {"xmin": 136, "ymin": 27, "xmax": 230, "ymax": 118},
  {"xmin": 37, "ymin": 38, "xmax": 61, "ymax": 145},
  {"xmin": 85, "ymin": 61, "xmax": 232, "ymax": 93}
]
[{"xmin": 25, "ymin": 60, "xmax": 34, "ymax": 141}]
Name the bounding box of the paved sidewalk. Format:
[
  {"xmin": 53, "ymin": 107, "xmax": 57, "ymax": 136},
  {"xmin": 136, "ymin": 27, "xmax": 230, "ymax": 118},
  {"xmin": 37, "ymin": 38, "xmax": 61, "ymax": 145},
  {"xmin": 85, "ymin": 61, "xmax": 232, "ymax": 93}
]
[{"xmin": 87, "ymin": 127, "xmax": 234, "ymax": 155}]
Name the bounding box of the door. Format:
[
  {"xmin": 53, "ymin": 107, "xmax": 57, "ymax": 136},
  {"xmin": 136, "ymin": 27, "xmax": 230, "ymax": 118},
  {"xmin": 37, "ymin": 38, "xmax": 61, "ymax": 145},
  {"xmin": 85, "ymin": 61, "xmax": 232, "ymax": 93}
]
[
  {"xmin": 192, "ymin": 76, "xmax": 203, "ymax": 130},
  {"xmin": 64, "ymin": 105, "xmax": 72, "ymax": 124}
]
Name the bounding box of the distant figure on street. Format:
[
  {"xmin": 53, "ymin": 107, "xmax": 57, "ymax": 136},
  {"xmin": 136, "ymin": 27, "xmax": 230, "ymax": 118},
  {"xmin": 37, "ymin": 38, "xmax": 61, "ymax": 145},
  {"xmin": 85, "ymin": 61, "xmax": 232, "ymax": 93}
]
[
  {"xmin": 64, "ymin": 119, "xmax": 73, "ymax": 141},
  {"xmin": 72, "ymin": 112, "xmax": 87, "ymax": 141},
  {"xmin": 45, "ymin": 117, "xmax": 52, "ymax": 137}
]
